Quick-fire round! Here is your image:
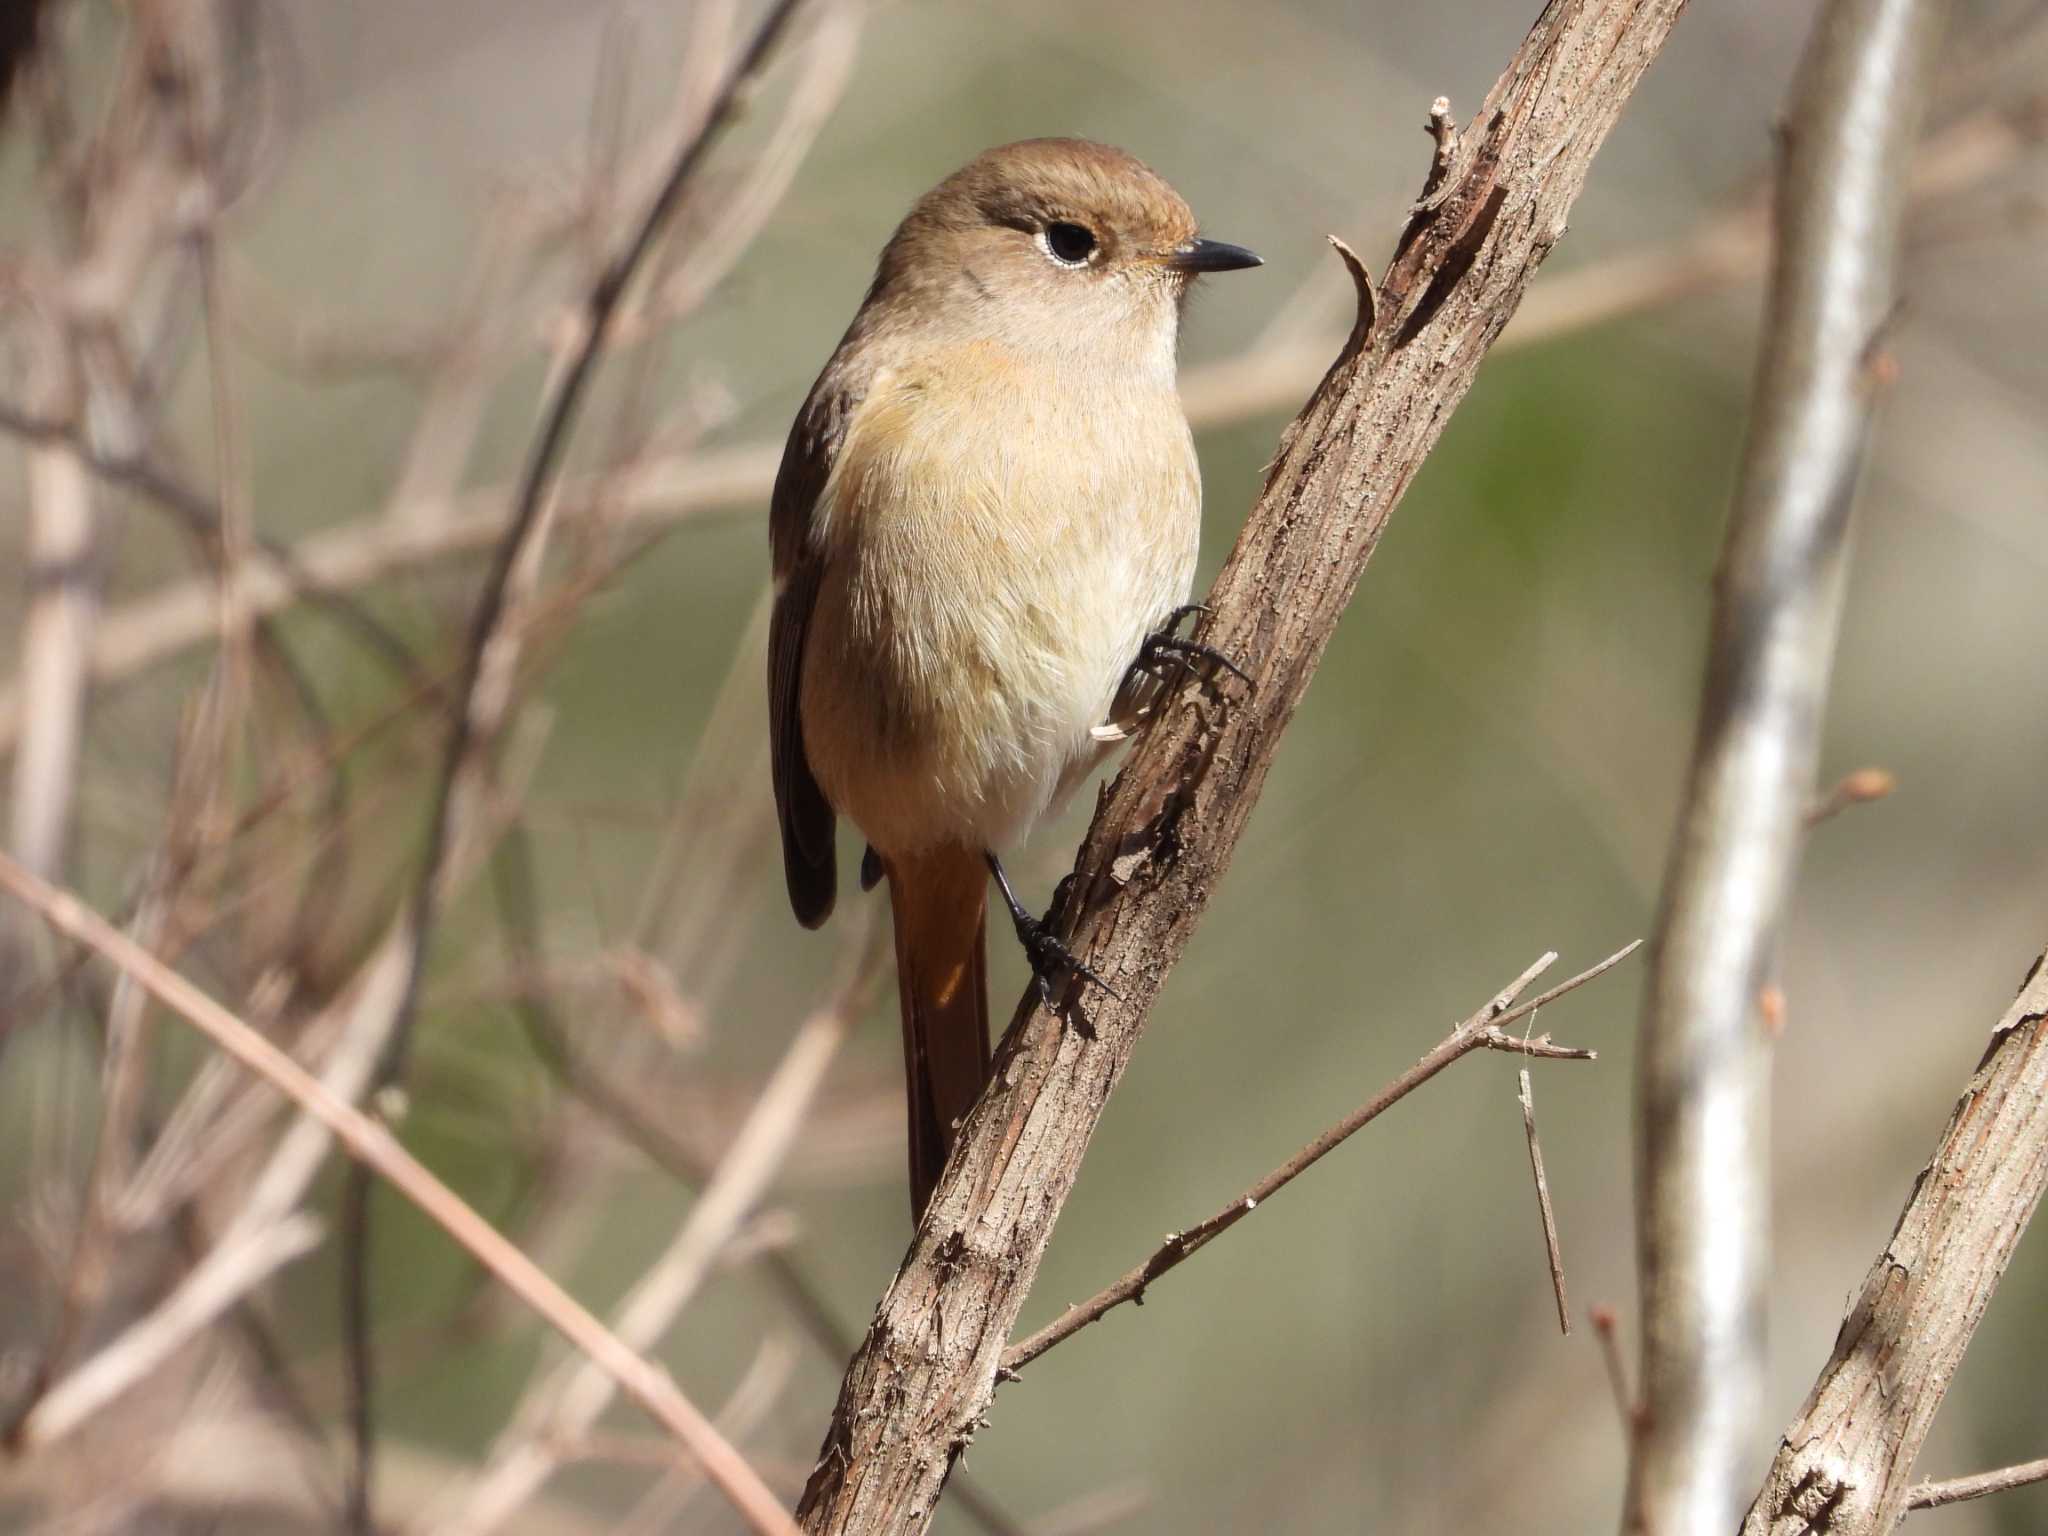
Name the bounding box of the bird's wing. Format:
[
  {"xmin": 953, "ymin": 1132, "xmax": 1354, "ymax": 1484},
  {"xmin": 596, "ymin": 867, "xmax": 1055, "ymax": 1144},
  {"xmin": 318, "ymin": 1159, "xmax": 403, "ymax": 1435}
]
[{"xmin": 768, "ymin": 343, "xmax": 874, "ymax": 929}]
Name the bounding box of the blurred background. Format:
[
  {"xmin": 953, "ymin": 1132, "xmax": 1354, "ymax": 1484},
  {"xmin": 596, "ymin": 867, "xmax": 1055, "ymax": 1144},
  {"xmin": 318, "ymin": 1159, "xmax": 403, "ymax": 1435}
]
[{"xmin": 1, "ymin": 0, "xmax": 2045, "ymax": 1531}]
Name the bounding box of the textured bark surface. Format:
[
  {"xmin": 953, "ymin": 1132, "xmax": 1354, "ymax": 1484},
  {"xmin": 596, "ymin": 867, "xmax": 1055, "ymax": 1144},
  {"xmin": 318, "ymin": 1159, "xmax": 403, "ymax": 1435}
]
[
  {"xmin": 794, "ymin": 3, "xmax": 1690, "ymax": 1531},
  {"xmin": 1741, "ymin": 948, "xmax": 2048, "ymax": 1535},
  {"xmin": 1630, "ymin": 0, "xmax": 1949, "ymax": 1528}
]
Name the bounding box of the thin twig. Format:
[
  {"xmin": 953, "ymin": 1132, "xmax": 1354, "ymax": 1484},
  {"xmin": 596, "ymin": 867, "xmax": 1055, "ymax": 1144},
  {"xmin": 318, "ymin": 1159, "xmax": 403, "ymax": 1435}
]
[
  {"xmin": 1001, "ymin": 945, "xmax": 1630, "ymax": 1373},
  {"xmin": 1804, "ymin": 766, "xmax": 1897, "ymax": 826},
  {"xmin": 1634, "ymin": 0, "xmax": 1950, "ymax": 1528},
  {"xmin": 1589, "ymin": 1304, "xmax": 1637, "ymax": 1438},
  {"xmin": 0, "ymin": 851, "xmax": 802, "ymax": 1536},
  {"xmin": 1908, "ymin": 1455, "xmax": 2048, "ymax": 1510},
  {"xmin": 1517, "ymin": 1068, "xmax": 1570, "ymax": 1336}
]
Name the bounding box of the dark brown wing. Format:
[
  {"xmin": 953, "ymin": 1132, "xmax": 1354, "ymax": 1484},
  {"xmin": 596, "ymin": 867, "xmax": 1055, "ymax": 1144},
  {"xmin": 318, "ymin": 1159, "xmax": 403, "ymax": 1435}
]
[{"xmin": 768, "ymin": 342, "xmax": 873, "ymax": 929}]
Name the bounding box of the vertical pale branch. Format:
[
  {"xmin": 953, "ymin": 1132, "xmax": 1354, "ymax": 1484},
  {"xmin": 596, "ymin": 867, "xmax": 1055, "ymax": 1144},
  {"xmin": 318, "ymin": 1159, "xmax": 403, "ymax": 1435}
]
[
  {"xmin": 794, "ymin": 3, "xmax": 1690, "ymax": 1531},
  {"xmin": 9, "ymin": 358, "xmax": 95, "ymax": 881},
  {"xmin": 1628, "ymin": 0, "xmax": 1949, "ymax": 1531},
  {"xmin": 1742, "ymin": 946, "xmax": 2048, "ymax": 1533}
]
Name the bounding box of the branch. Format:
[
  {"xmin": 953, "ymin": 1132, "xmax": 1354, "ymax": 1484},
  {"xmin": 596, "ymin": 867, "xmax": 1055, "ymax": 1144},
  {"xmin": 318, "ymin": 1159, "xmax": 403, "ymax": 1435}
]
[
  {"xmin": 7, "ymin": 91, "xmax": 2030, "ymax": 759},
  {"xmin": 1632, "ymin": 0, "xmax": 1948, "ymax": 1528},
  {"xmin": 0, "ymin": 400, "xmax": 423, "ymax": 684},
  {"xmin": 1000, "ymin": 946, "xmax": 1625, "ymax": 1372},
  {"xmin": 432, "ymin": 917, "xmax": 885, "ymax": 1536},
  {"xmin": 341, "ymin": 0, "xmax": 821, "ymax": 1514},
  {"xmin": 1740, "ymin": 944, "xmax": 2048, "ymax": 1534},
  {"xmin": 0, "ymin": 851, "xmax": 801, "ymax": 1536},
  {"xmin": 1518, "ymin": 1067, "xmax": 1571, "ymax": 1337},
  {"xmin": 1909, "ymin": 1454, "xmax": 2048, "ymax": 1512},
  {"xmin": 793, "ymin": 5, "xmax": 1689, "ymax": 1530}
]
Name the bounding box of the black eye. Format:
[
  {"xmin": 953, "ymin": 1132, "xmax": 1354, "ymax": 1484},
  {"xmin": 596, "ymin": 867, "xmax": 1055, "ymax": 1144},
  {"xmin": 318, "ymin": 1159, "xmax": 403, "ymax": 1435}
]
[{"xmin": 1042, "ymin": 221, "xmax": 1097, "ymax": 265}]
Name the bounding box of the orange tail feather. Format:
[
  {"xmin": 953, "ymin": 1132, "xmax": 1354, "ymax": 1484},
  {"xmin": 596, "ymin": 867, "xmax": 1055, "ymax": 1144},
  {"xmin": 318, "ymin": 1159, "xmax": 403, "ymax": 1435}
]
[{"xmin": 885, "ymin": 845, "xmax": 990, "ymax": 1220}]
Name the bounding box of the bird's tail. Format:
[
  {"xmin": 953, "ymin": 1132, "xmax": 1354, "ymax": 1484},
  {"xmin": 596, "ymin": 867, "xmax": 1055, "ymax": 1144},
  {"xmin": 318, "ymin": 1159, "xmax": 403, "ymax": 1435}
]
[{"xmin": 885, "ymin": 844, "xmax": 990, "ymax": 1221}]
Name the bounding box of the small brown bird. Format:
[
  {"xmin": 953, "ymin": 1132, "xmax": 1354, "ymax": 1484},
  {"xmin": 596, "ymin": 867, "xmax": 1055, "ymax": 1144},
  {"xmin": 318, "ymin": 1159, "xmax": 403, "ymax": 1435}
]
[{"xmin": 768, "ymin": 138, "xmax": 1260, "ymax": 1218}]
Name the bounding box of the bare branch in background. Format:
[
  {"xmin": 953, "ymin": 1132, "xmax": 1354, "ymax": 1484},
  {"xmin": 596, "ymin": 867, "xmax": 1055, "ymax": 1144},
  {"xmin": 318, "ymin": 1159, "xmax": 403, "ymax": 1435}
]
[
  {"xmin": 7, "ymin": 90, "xmax": 2033, "ymax": 763},
  {"xmin": 0, "ymin": 400, "xmax": 426, "ymax": 686},
  {"xmin": 0, "ymin": 852, "xmax": 802, "ymax": 1536},
  {"xmin": 793, "ymin": 4, "xmax": 1689, "ymax": 1529},
  {"xmin": 333, "ymin": 6, "xmax": 833, "ymax": 1520},
  {"xmin": 378, "ymin": 0, "xmax": 823, "ymax": 1094},
  {"xmin": 1001, "ymin": 945, "xmax": 1627, "ymax": 1372},
  {"xmin": 1740, "ymin": 944, "xmax": 2048, "ymax": 1533},
  {"xmin": 1630, "ymin": 0, "xmax": 1949, "ymax": 1529},
  {"xmin": 433, "ymin": 918, "xmax": 885, "ymax": 1536}
]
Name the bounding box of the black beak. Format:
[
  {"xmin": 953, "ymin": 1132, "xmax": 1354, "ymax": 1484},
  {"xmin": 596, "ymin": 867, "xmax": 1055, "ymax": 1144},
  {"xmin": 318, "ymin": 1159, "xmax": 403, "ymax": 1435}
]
[{"xmin": 1167, "ymin": 237, "xmax": 1263, "ymax": 275}]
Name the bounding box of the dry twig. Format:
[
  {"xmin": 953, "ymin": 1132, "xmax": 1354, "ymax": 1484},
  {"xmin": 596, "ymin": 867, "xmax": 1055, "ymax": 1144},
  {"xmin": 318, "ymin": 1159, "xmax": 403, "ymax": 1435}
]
[
  {"xmin": 1518, "ymin": 1068, "xmax": 1571, "ymax": 1337},
  {"xmin": 1908, "ymin": 1455, "xmax": 2048, "ymax": 1512},
  {"xmin": 1804, "ymin": 766, "xmax": 1897, "ymax": 826},
  {"xmin": 1001, "ymin": 946, "xmax": 1629, "ymax": 1372},
  {"xmin": 0, "ymin": 851, "xmax": 801, "ymax": 1536}
]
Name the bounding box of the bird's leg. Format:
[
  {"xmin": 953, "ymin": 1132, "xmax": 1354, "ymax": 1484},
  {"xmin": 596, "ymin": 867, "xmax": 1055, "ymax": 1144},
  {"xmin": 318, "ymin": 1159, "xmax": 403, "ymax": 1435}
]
[{"xmin": 985, "ymin": 852, "xmax": 1118, "ymax": 1008}]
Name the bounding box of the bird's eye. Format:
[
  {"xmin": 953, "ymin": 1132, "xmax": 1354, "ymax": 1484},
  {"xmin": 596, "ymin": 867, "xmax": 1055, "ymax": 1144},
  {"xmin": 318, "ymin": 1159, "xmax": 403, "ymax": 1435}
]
[{"xmin": 1039, "ymin": 221, "xmax": 1098, "ymax": 266}]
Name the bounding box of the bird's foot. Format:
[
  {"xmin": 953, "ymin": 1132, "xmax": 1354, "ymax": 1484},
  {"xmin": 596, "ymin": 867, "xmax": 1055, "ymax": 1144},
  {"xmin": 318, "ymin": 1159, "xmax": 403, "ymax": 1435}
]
[
  {"xmin": 1095, "ymin": 606, "xmax": 1251, "ymax": 743},
  {"xmin": 1131, "ymin": 604, "xmax": 1253, "ymax": 695},
  {"xmin": 1012, "ymin": 907, "xmax": 1120, "ymax": 1011},
  {"xmin": 986, "ymin": 854, "xmax": 1118, "ymax": 1009}
]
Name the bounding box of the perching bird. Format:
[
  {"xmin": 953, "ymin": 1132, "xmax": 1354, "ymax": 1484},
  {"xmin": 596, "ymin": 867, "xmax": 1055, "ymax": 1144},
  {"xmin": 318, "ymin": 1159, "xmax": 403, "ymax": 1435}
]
[{"xmin": 768, "ymin": 138, "xmax": 1260, "ymax": 1218}]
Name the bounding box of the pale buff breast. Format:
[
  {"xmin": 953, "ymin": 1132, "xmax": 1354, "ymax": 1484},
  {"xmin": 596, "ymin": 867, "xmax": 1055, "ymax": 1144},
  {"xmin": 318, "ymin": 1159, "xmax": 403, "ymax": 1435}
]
[{"xmin": 800, "ymin": 342, "xmax": 1200, "ymax": 857}]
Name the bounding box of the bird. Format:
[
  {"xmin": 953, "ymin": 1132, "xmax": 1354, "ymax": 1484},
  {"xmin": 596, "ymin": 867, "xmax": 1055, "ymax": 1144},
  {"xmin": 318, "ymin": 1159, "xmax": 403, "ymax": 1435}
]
[{"xmin": 768, "ymin": 138, "xmax": 1261, "ymax": 1219}]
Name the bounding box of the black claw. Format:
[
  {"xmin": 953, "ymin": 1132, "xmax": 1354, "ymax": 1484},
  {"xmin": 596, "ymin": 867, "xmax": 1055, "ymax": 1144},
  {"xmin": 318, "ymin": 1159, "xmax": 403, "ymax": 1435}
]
[
  {"xmin": 1138, "ymin": 633, "xmax": 1254, "ymax": 693},
  {"xmin": 986, "ymin": 853, "xmax": 1118, "ymax": 1008},
  {"xmin": 860, "ymin": 845, "xmax": 884, "ymax": 891},
  {"xmin": 1016, "ymin": 915, "xmax": 1120, "ymax": 1006},
  {"xmin": 1119, "ymin": 607, "xmax": 1253, "ymax": 709}
]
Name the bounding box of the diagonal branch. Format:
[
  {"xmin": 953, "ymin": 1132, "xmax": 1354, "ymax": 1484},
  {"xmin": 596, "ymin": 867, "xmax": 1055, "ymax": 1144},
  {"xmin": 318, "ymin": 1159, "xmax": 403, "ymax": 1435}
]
[
  {"xmin": 1742, "ymin": 943, "xmax": 2048, "ymax": 1534},
  {"xmin": 0, "ymin": 850, "xmax": 802, "ymax": 1536},
  {"xmin": 792, "ymin": 4, "xmax": 1690, "ymax": 1531},
  {"xmin": 1631, "ymin": 0, "xmax": 1949, "ymax": 1528},
  {"xmin": 1000, "ymin": 944, "xmax": 1630, "ymax": 1373}
]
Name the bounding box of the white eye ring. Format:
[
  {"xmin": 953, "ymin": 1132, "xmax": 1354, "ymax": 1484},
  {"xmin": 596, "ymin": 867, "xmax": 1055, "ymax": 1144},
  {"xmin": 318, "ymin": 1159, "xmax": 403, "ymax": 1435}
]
[{"xmin": 1036, "ymin": 221, "xmax": 1098, "ymax": 267}]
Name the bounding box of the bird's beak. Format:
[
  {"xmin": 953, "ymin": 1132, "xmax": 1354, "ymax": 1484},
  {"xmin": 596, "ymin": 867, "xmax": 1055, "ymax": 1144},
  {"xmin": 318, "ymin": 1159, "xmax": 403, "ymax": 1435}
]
[{"xmin": 1166, "ymin": 237, "xmax": 1263, "ymax": 274}]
